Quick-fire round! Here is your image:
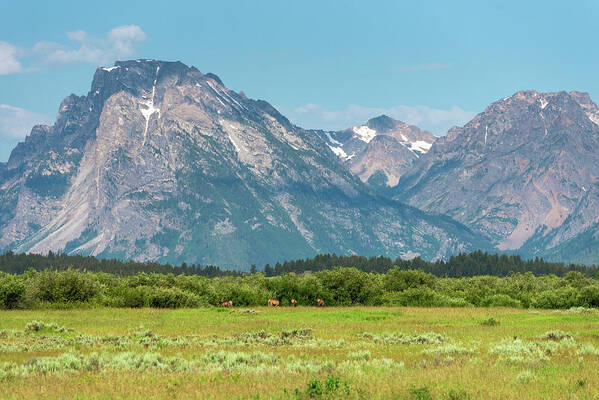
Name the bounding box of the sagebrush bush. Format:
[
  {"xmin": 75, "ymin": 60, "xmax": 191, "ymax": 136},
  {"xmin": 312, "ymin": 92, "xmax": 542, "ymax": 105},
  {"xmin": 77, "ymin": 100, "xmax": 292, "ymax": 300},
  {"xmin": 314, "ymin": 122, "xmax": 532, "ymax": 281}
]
[
  {"xmin": 24, "ymin": 321, "xmax": 68, "ymax": 333},
  {"xmin": 357, "ymin": 332, "xmax": 445, "ymax": 345}
]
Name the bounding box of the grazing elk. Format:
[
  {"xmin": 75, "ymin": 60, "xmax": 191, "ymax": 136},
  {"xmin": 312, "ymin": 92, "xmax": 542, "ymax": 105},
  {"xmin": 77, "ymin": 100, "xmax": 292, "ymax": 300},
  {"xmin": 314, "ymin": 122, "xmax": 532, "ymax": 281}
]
[
  {"xmin": 219, "ymin": 300, "xmax": 233, "ymax": 308},
  {"xmin": 290, "ymin": 299, "xmax": 298, "ymax": 307},
  {"xmin": 316, "ymin": 298, "xmax": 325, "ymax": 307},
  {"xmin": 268, "ymin": 299, "xmax": 280, "ymax": 307}
]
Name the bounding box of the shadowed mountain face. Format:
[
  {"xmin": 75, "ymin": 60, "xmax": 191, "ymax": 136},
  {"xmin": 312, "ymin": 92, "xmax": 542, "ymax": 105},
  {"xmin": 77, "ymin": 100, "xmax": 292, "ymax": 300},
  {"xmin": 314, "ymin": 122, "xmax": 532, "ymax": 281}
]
[
  {"xmin": 313, "ymin": 115, "xmax": 436, "ymax": 190},
  {"xmin": 396, "ymin": 90, "xmax": 599, "ymax": 263},
  {"xmin": 0, "ymin": 60, "xmax": 487, "ymax": 267}
]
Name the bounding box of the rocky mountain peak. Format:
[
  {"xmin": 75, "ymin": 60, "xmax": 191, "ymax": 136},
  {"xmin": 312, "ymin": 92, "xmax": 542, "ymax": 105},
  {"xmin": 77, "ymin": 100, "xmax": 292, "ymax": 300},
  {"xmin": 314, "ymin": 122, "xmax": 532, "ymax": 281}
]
[
  {"xmin": 366, "ymin": 114, "xmax": 396, "ymax": 131},
  {"xmin": 437, "ymin": 90, "xmax": 599, "ymax": 161},
  {"xmin": 0, "ymin": 59, "xmax": 484, "ymax": 267},
  {"xmin": 312, "ymin": 115, "xmax": 436, "ymax": 190},
  {"xmin": 397, "ymin": 89, "xmax": 599, "ymax": 262}
]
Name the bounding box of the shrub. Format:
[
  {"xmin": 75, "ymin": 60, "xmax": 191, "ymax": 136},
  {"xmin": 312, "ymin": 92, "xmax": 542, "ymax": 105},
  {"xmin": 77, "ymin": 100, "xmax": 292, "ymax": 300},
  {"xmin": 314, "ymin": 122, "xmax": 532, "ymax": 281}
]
[
  {"xmin": 407, "ymin": 385, "xmax": 434, "ymax": 400},
  {"xmin": 107, "ymin": 286, "xmax": 204, "ymax": 308},
  {"xmin": 24, "ymin": 321, "xmax": 68, "ymax": 334},
  {"xmin": 480, "ymin": 317, "xmax": 499, "ymax": 326},
  {"xmin": 531, "ymin": 287, "xmax": 579, "ymax": 309},
  {"xmin": 481, "ymin": 294, "xmax": 522, "ymax": 308},
  {"xmin": 316, "ymin": 268, "xmax": 378, "ymax": 305},
  {"xmin": 0, "ymin": 274, "xmax": 26, "ymax": 309},
  {"xmin": 384, "ymin": 268, "xmax": 436, "ymax": 292},
  {"xmin": 148, "ymin": 287, "xmax": 202, "ymax": 308},
  {"xmin": 576, "ymin": 285, "xmax": 599, "ymax": 308},
  {"xmin": 30, "ymin": 269, "xmax": 100, "ymax": 304},
  {"xmin": 381, "ymin": 287, "xmax": 444, "ymax": 307},
  {"xmin": 445, "ymin": 389, "xmax": 471, "ymax": 400},
  {"xmin": 293, "ymin": 375, "xmax": 349, "ymax": 399}
]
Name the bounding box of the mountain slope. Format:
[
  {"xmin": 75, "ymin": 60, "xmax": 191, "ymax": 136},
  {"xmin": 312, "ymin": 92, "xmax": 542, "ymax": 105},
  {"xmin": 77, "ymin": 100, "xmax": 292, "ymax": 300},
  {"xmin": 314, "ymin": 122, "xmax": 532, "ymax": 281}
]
[
  {"xmin": 314, "ymin": 115, "xmax": 436, "ymax": 189},
  {"xmin": 395, "ymin": 90, "xmax": 599, "ymax": 262},
  {"xmin": 0, "ymin": 60, "xmax": 487, "ymax": 267}
]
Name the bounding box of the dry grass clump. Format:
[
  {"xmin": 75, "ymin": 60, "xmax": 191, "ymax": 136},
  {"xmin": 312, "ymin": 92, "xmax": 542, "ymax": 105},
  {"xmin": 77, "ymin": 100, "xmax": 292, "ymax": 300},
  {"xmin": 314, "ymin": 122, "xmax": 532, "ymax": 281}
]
[
  {"xmin": 346, "ymin": 350, "xmax": 371, "ymax": 361},
  {"xmin": 538, "ymin": 330, "xmax": 573, "ymax": 341},
  {"xmin": 423, "ymin": 344, "xmax": 476, "ymax": 356},
  {"xmin": 515, "ymin": 370, "xmax": 536, "ymax": 384},
  {"xmin": 229, "ymin": 309, "xmax": 260, "ymax": 315},
  {"xmin": 480, "ymin": 317, "xmax": 499, "ymax": 326},
  {"xmin": 356, "ymin": 332, "xmax": 445, "ymax": 345},
  {"xmin": 338, "ymin": 357, "xmax": 404, "ymax": 375}
]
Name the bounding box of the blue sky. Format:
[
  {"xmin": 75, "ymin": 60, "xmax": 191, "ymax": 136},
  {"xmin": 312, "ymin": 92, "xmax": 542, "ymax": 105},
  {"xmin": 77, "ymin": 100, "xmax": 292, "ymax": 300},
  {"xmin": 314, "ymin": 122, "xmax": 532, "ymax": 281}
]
[{"xmin": 1, "ymin": 0, "xmax": 598, "ymax": 161}]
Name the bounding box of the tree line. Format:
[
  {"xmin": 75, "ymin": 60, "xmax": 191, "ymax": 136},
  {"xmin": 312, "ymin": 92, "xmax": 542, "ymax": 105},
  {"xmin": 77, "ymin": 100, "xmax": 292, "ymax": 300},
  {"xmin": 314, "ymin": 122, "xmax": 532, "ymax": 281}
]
[{"xmin": 0, "ymin": 250, "xmax": 597, "ymax": 278}]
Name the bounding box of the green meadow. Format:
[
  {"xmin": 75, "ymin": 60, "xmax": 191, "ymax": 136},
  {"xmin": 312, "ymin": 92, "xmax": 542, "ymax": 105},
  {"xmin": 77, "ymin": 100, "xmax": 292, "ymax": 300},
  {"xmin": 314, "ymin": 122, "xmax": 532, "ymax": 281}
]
[{"xmin": 0, "ymin": 306, "xmax": 598, "ymax": 399}]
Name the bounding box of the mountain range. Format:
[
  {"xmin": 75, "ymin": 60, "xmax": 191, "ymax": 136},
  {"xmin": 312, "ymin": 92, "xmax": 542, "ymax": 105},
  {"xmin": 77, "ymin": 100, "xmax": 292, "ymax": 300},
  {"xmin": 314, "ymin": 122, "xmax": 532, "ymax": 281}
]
[
  {"xmin": 1, "ymin": 59, "xmax": 597, "ymax": 267},
  {"xmin": 0, "ymin": 60, "xmax": 486, "ymax": 267}
]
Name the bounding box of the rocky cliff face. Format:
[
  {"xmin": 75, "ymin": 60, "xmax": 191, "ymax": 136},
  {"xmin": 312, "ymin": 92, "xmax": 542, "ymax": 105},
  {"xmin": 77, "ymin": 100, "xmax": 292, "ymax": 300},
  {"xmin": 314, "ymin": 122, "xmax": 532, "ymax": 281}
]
[
  {"xmin": 396, "ymin": 90, "xmax": 599, "ymax": 262},
  {"xmin": 0, "ymin": 60, "xmax": 486, "ymax": 267},
  {"xmin": 313, "ymin": 115, "xmax": 436, "ymax": 189}
]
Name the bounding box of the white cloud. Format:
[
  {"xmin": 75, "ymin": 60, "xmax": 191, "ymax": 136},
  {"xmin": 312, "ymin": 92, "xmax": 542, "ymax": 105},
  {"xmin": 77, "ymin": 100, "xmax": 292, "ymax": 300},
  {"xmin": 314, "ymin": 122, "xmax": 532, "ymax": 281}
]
[
  {"xmin": 0, "ymin": 25, "xmax": 146, "ymax": 74},
  {"xmin": 0, "ymin": 104, "xmax": 52, "ymax": 139},
  {"xmin": 108, "ymin": 25, "xmax": 146, "ymax": 55},
  {"xmin": 280, "ymin": 103, "xmax": 476, "ymax": 135},
  {"xmin": 33, "ymin": 25, "xmax": 146, "ymax": 66},
  {"xmin": 0, "ymin": 41, "xmax": 23, "ymax": 75}
]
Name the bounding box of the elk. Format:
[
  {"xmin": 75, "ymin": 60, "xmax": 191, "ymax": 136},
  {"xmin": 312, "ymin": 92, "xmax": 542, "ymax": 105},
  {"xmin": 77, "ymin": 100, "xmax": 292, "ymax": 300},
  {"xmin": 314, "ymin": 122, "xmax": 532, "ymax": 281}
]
[
  {"xmin": 316, "ymin": 298, "xmax": 325, "ymax": 307},
  {"xmin": 219, "ymin": 300, "xmax": 233, "ymax": 308},
  {"xmin": 290, "ymin": 299, "xmax": 298, "ymax": 307},
  {"xmin": 268, "ymin": 299, "xmax": 280, "ymax": 307}
]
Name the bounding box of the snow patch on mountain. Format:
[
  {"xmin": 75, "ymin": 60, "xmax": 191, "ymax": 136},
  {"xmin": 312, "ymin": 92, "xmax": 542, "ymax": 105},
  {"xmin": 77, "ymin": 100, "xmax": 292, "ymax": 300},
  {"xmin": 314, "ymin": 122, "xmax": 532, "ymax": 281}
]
[
  {"xmin": 139, "ymin": 66, "xmax": 161, "ymax": 146},
  {"xmin": 409, "ymin": 140, "xmax": 432, "ymax": 153},
  {"xmin": 586, "ymin": 112, "xmax": 599, "ymax": 126},
  {"xmin": 327, "ymin": 144, "xmax": 347, "ymax": 159},
  {"xmin": 352, "ymin": 126, "xmax": 377, "ymax": 143}
]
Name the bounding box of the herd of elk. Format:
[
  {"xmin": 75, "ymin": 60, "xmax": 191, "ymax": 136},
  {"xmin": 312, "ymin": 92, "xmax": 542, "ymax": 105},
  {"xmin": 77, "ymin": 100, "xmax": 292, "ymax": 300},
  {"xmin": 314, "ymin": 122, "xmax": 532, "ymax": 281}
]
[{"xmin": 220, "ymin": 299, "xmax": 323, "ymax": 308}]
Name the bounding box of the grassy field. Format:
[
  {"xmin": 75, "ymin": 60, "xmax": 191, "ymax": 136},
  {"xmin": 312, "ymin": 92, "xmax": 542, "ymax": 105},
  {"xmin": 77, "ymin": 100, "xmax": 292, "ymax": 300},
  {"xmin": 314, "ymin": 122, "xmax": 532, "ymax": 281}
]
[{"xmin": 0, "ymin": 307, "xmax": 598, "ymax": 399}]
